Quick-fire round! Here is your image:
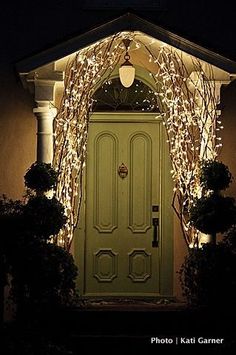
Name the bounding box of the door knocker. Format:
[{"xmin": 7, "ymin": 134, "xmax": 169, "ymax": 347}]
[{"xmin": 118, "ymin": 163, "xmax": 128, "ymax": 179}]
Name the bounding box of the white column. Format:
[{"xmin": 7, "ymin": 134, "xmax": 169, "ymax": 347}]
[{"xmin": 33, "ymin": 104, "xmax": 57, "ymax": 164}]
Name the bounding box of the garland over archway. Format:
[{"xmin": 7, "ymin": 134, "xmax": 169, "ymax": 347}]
[{"xmin": 53, "ymin": 32, "xmax": 222, "ymax": 250}]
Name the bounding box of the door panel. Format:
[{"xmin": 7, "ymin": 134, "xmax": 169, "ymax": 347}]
[
  {"xmin": 129, "ymin": 133, "xmax": 152, "ymax": 233},
  {"xmin": 94, "ymin": 132, "xmax": 118, "ymax": 233},
  {"xmin": 85, "ymin": 120, "xmax": 161, "ymax": 296}
]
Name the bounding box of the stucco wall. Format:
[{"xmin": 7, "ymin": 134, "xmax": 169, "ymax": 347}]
[
  {"xmin": 220, "ymin": 80, "xmax": 236, "ymax": 197},
  {"xmin": 0, "ymin": 64, "xmax": 36, "ymax": 200}
]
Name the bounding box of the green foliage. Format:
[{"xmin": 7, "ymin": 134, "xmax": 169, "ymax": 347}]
[
  {"xmin": 0, "ymin": 196, "xmax": 24, "ymax": 287},
  {"xmin": 0, "ymin": 195, "xmax": 23, "ymax": 217},
  {"xmin": 24, "ymin": 196, "xmax": 67, "ymax": 240},
  {"xmin": 189, "ymin": 160, "xmax": 236, "ymax": 237},
  {"xmin": 200, "ymin": 160, "xmax": 232, "ymax": 191},
  {"xmin": 223, "ymin": 225, "xmax": 236, "ymax": 250},
  {"xmin": 24, "ymin": 162, "xmax": 58, "ymax": 192},
  {"xmin": 0, "ymin": 163, "xmax": 78, "ymax": 318},
  {"xmin": 183, "ymin": 161, "xmax": 236, "ymax": 307},
  {"xmin": 11, "ymin": 242, "xmax": 78, "ymax": 308},
  {"xmin": 0, "ymin": 195, "xmax": 24, "ymax": 241},
  {"xmin": 189, "ymin": 193, "xmax": 236, "ymax": 234},
  {"xmin": 179, "ymin": 241, "xmax": 236, "ymax": 306}
]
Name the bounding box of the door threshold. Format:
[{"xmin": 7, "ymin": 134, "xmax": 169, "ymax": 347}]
[{"xmin": 77, "ymin": 296, "xmax": 183, "ymax": 311}]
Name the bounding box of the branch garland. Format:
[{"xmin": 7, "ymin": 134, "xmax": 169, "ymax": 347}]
[{"xmin": 53, "ymin": 32, "xmax": 222, "ymax": 250}]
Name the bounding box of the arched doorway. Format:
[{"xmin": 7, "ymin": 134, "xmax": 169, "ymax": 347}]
[{"xmin": 74, "ymin": 76, "xmax": 173, "ymax": 297}]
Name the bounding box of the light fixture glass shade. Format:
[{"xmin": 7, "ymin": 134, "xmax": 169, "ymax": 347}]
[{"xmin": 119, "ymin": 64, "xmax": 135, "ymax": 88}]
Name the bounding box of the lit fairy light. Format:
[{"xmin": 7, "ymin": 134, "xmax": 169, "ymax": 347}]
[
  {"xmin": 53, "ymin": 32, "xmax": 128, "ymax": 250},
  {"xmin": 151, "ymin": 46, "xmax": 221, "ymax": 245},
  {"xmin": 53, "ymin": 31, "xmax": 221, "ymax": 249}
]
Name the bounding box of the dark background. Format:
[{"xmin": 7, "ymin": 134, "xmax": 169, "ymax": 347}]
[{"xmin": 1, "ymin": 0, "xmax": 236, "ymax": 65}]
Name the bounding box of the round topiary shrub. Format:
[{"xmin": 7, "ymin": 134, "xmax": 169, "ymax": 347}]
[
  {"xmin": 179, "ymin": 243, "xmax": 236, "ymax": 306},
  {"xmin": 23, "ymin": 196, "xmax": 67, "ymax": 239},
  {"xmin": 11, "ymin": 242, "xmax": 78, "ymax": 308},
  {"xmin": 31, "ymin": 243, "xmax": 78, "ymax": 306},
  {"xmin": 223, "ymin": 225, "xmax": 236, "ymax": 251},
  {"xmin": 200, "ymin": 160, "xmax": 232, "ymax": 191},
  {"xmin": 24, "ymin": 162, "xmax": 58, "ymax": 192},
  {"xmin": 189, "ymin": 193, "xmax": 236, "ymax": 235}
]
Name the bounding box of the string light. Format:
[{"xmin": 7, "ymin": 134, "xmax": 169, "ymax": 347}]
[{"xmin": 53, "ymin": 31, "xmax": 221, "ymax": 250}]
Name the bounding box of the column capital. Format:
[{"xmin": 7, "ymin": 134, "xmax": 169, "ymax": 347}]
[
  {"xmin": 19, "ymin": 63, "xmax": 64, "ymax": 104},
  {"xmin": 33, "ymin": 105, "xmax": 57, "ymax": 119}
]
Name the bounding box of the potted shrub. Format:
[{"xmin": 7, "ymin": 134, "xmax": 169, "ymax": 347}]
[
  {"xmin": 180, "ymin": 160, "xmax": 236, "ymax": 307},
  {"xmin": 179, "ymin": 240, "xmax": 236, "ymax": 306},
  {"xmin": 189, "ymin": 160, "xmax": 236, "ymax": 244},
  {"xmin": 1, "ymin": 162, "xmax": 78, "ymax": 322}
]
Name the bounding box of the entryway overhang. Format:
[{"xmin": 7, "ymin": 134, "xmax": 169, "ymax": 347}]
[
  {"xmin": 16, "ymin": 12, "xmax": 236, "ymax": 147},
  {"xmin": 15, "ymin": 12, "xmax": 236, "ymax": 249},
  {"xmin": 16, "ymin": 12, "xmax": 236, "ymax": 126}
]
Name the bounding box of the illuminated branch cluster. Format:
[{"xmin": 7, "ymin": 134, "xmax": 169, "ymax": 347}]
[
  {"xmin": 152, "ymin": 47, "xmax": 221, "ymax": 245},
  {"xmin": 54, "ymin": 32, "xmax": 222, "ymax": 249},
  {"xmin": 53, "ymin": 33, "xmax": 126, "ymax": 249}
]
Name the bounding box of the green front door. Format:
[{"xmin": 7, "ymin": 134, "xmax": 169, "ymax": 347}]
[{"xmin": 77, "ymin": 113, "xmax": 173, "ymax": 297}]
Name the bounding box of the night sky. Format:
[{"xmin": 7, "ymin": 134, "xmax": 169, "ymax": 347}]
[{"xmin": 1, "ymin": 0, "xmax": 236, "ymax": 65}]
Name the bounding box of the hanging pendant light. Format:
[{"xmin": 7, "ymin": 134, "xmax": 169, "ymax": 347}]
[{"xmin": 119, "ymin": 39, "xmax": 135, "ymax": 88}]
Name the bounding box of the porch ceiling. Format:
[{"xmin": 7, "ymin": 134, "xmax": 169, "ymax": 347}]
[{"xmin": 16, "ymin": 13, "xmax": 236, "ymax": 75}]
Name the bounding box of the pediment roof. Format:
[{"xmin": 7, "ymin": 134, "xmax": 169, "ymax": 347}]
[{"xmin": 16, "ymin": 13, "xmax": 236, "ymax": 74}]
